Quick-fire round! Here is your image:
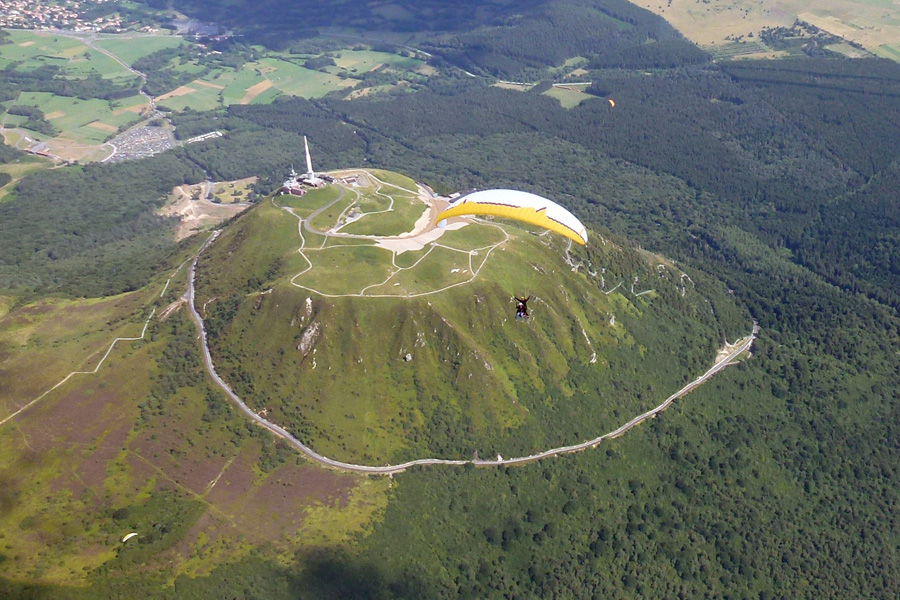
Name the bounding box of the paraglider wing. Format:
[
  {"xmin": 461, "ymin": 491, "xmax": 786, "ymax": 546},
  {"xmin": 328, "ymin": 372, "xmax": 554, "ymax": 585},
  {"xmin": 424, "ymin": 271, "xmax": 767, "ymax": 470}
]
[
  {"xmin": 608, "ymin": 98, "xmax": 615, "ymax": 108},
  {"xmin": 435, "ymin": 189, "xmax": 588, "ymax": 245}
]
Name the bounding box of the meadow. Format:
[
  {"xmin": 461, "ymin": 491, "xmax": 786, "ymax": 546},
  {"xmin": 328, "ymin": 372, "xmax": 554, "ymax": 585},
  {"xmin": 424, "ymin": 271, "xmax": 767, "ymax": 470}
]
[
  {"xmin": 0, "ymin": 30, "xmax": 133, "ymax": 80},
  {"xmin": 11, "ymin": 91, "xmax": 147, "ymax": 144},
  {"xmin": 542, "ymin": 85, "xmax": 596, "ymax": 109},
  {"xmin": 641, "ymin": 0, "xmax": 900, "ymax": 61},
  {"xmin": 94, "ymin": 34, "xmax": 185, "ymax": 66}
]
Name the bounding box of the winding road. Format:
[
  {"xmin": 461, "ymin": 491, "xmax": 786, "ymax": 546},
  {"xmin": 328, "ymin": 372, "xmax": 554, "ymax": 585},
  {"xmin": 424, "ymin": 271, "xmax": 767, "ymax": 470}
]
[{"xmin": 186, "ymin": 231, "xmax": 758, "ymax": 475}]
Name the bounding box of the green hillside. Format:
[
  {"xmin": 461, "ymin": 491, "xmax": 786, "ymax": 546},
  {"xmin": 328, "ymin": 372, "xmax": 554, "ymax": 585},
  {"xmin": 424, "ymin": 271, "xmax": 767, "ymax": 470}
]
[{"xmin": 194, "ymin": 173, "xmax": 748, "ymax": 465}]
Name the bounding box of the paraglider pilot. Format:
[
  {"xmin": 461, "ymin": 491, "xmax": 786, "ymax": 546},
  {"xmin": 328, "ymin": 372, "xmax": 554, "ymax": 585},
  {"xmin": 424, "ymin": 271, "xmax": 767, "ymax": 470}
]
[{"xmin": 514, "ymin": 295, "xmax": 530, "ymax": 320}]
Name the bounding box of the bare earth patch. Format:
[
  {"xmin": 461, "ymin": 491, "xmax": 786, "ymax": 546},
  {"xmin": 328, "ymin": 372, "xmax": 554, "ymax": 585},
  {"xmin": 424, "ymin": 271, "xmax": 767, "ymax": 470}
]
[
  {"xmin": 112, "ymin": 104, "xmax": 148, "ymax": 115},
  {"xmin": 239, "ymin": 79, "xmax": 273, "ymax": 104},
  {"xmin": 155, "ymin": 85, "xmax": 197, "ymax": 102},
  {"xmin": 160, "ymin": 182, "xmax": 252, "ymax": 241},
  {"xmin": 88, "ymin": 121, "xmax": 118, "ymax": 132},
  {"xmin": 42, "ymin": 136, "xmax": 113, "ymax": 163},
  {"xmin": 193, "ymin": 79, "xmax": 224, "ymax": 90},
  {"xmin": 44, "ymin": 111, "xmax": 66, "ymax": 120}
]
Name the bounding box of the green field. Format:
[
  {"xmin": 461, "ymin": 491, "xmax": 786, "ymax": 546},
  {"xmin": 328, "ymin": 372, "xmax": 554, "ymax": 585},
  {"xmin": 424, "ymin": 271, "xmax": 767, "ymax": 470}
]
[
  {"xmin": 0, "ymin": 242, "xmax": 390, "ymax": 584},
  {"xmin": 214, "ymin": 66, "xmax": 267, "ymax": 104},
  {"xmin": 338, "ymin": 176, "xmax": 425, "ymax": 237},
  {"xmin": 542, "ymin": 86, "xmax": 596, "ymax": 109},
  {"xmin": 94, "ymin": 35, "xmax": 185, "ymax": 66},
  {"xmin": 0, "ymin": 155, "xmax": 49, "ymax": 201},
  {"xmin": 331, "ymin": 49, "xmax": 424, "ymax": 74},
  {"xmin": 257, "ymin": 57, "xmax": 354, "ymax": 97},
  {"xmin": 0, "ymin": 30, "xmax": 133, "ymax": 81},
  {"xmin": 155, "ymin": 82, "xmax": 222, "ymax": 112},
  {"xmin": 155, "ymin": 55, "xmax": 355, "ymax": 113},
  {"xmin": 875, "ymin": 43, "xmax": 900, "ymax": 60},
  {"xmin": 706, "ymin": 40, "xmax": 774, "ymax": 59},
  {"xmin": 11, "ymin": 91, "xmax": 146, "ymax": 144}
]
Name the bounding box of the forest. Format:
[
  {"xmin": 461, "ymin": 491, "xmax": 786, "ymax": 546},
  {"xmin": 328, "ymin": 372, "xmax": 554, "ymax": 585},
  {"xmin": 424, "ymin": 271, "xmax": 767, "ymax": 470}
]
[{"xmin": 2, "ymin": 0, "xmax": 900, "ymax": 595}]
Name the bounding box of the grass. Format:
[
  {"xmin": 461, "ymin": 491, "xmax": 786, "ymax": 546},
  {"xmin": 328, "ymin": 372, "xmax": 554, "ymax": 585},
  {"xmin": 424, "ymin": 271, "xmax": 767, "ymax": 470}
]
[
  {"xmin": 211, "ymin": 177, "xmax": 257, "ymax": 204},
  {"xmin": 308, "ymin": 188, "xmax": 359, "ymax": 231},
  {"xmin": 217, "ymin": 66, "xmax": 267, "ymax": 104},
  {"xmin": 0, "ymin": 155, "xmax": 49, "ymax": 201},
  {"xmin": 706, "ymin": 41, "xmax": 773, "ymax": 59},
  {"xmin": 257, "ymin": 57, "xmax": 354, "ymax": 98},
  {"xmin": 0, "ymin": 288, "xmax": 156, "ymax": 420},
  {"xmin": 874, "ymin": 43, "xmax": 900, "ymax": 60},
  {"xmin": 366, "ymin": 169, "xmax": 418, "ymax": 192},
  {"xmin": 339, "ymin": 188, "xmax": 426, "ymax": 237},
  {"xmin": 331, "ymin": 49, "xmax": 424, "ymax": 74},
  {"xmin": 0, "ymin": 242, "xmax": 382, "ymax": 583},
  {"xmin": 94, "ymin": 35, "xmax": 185, "ymax": 66},
  {"xmin": 11, "ymin": 91, "xmax": 146, "ymax": 144},
  {"xmin": 0, "ymin": 30, "xmax": 132, "ymax": 80},
  {"xmin": 290, "ymin": 245, "xmax": 396, "ymax": 294},
  {"xmin": 155, "ymin": 81, "xmax": 222, "ymax": 112},
  {"xmin": 542, "ymin": 86, "xmax": 596, "ymax": 109},
  {"xmin": 194, "ymin": 170, "xmax": 734, "ymax": 465}
]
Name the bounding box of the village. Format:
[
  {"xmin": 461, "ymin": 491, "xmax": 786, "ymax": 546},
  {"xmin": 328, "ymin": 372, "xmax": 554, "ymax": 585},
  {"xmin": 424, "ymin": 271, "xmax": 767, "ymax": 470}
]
[{"xmin": 0, "ymin": 0, "xmax": 154, "ymax": 32}]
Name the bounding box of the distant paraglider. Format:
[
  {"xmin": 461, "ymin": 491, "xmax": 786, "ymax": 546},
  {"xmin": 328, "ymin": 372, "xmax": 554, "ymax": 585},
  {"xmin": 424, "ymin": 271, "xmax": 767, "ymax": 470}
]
[
  {"xmin": 435, "ymin": 189, "xmax": 588, "ymax": 246},
  {"xmin": 608, "ymin": 98, "xmax": 615, "ymax": 108}
]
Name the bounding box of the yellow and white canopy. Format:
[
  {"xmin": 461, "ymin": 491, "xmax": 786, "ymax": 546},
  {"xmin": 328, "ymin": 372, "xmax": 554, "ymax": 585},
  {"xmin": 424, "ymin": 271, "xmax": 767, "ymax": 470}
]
[{"xmin": 436, "ymin": 189, "xmax": 588, "ymax": 245}]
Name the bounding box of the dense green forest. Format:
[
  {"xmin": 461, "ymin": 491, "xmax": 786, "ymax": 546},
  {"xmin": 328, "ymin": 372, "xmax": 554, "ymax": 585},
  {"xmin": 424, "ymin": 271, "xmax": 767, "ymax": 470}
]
[
  {"xmin": 3, "ymin": 0, "xmax": 900, "ymax": 595},
  {"xmin": 0, "ymin": 154, "xmax": 203, "ymax": 298}
]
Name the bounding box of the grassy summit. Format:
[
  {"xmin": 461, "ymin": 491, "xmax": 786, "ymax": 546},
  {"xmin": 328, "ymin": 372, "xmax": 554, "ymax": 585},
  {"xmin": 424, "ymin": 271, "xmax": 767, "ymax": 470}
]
[{"xmin": 195, "ymin": 169, "xmax": 748, "ymax": 464}]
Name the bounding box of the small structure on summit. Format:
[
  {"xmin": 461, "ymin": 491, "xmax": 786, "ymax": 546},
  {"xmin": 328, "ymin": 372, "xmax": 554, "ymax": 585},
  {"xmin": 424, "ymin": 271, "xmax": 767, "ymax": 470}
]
[
  {"xmin": 299, "ymin": 135, "xmax": 325, "ymax": 188},
  {"xmin": 280, "ymin": 136, "xmax": 330, "ymax": 196},
  {"xmin": 281, "ymin": 165, "xmax": 306, "ymax": 196}
]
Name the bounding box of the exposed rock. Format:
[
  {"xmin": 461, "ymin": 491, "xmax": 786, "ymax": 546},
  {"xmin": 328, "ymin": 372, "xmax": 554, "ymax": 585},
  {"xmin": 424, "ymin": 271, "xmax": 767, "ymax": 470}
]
[{"xmin": 298, "ymin": 322, "xmax": 320, "ymax": 357}]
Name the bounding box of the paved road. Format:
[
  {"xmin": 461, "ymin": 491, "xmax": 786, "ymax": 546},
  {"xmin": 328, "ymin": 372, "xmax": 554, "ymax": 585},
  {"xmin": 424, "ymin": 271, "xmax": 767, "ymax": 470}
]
[{"xmin": 187, "ymin": 232, "xmax": 758, "ymax": 475}]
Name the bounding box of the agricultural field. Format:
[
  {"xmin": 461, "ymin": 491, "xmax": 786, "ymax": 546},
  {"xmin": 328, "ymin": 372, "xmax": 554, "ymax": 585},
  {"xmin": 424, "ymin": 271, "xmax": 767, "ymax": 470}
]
[
  {"xmin": 641, "ymin": 0, "xmax": 900, "ymax": 61},
  {"xmin": 542, "ymin": 85, "xmax": 596, "ymax": 109},
  {"xmin": 256, "ymin": 57, "xmax": 354, "ymax": 98},
  {"xmin": 0, "ymin": 30, "xmax": 133, "ymax": 81},
  {"xmin": 155, "ymin": 81, "xmax": 223, "ymax": 113},
  {"xmin": 329, "ymin": 49, "xmax": 425, "ymax": 74},
  {"xmin": 9, "ymin": 91, "xmax": 148, "ymax": 145},
  {"xmin": 152, "ymin": 44, "xmax": 432, "ymax": 113},
  {"xmin": 874, "ymin": 43, "xmax": 900, "ymax": 61},
  {"xmin": 93, "ymin": 34, "xmax": 185, "ymax": 66}
]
